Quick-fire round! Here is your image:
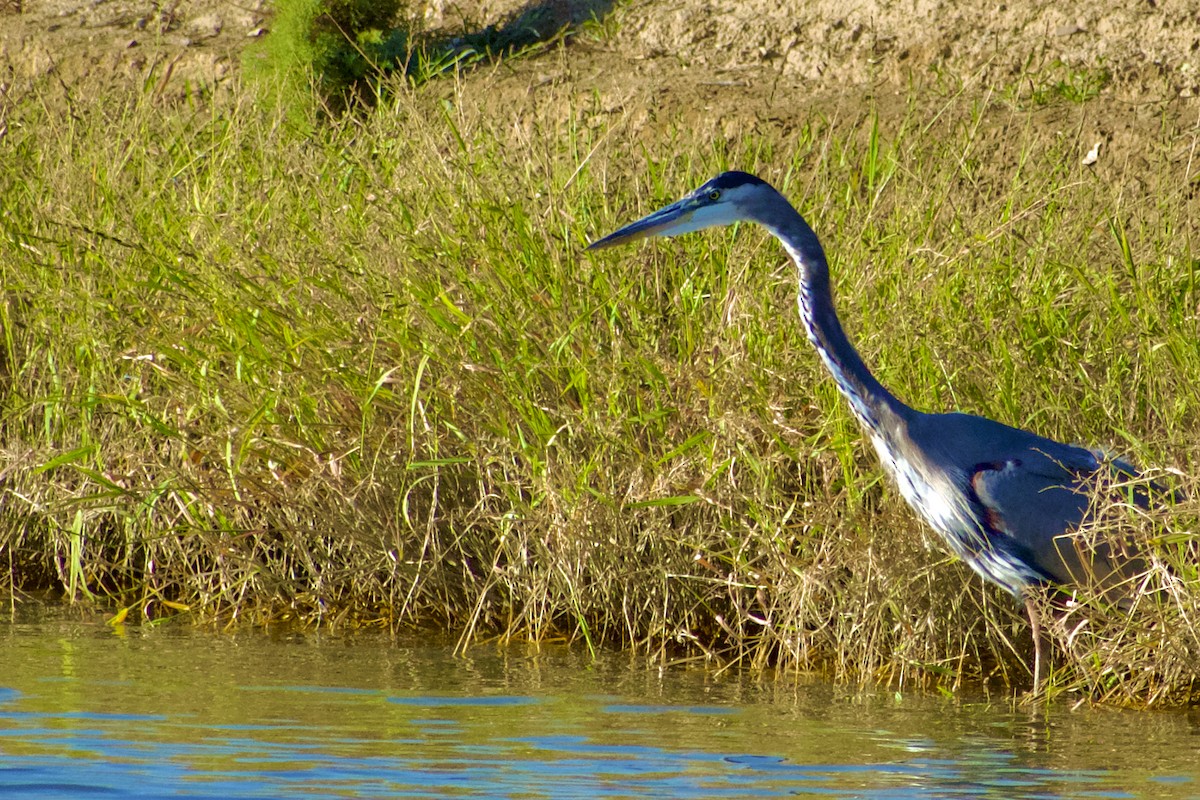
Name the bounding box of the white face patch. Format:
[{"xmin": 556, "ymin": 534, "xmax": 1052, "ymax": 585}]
[{"xmin": 663, "ymin": 201, "xmax": 744, "ymax": 238}]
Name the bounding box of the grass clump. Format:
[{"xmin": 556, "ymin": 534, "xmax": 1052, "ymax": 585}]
[
  {"xmin": 1007, "ymin": 59, "xmax": 1113, "ymax": 107},
  {"xmin": 0, "ymin": 68, "xmax": 1197, "ymax": 704},
  {"xmin": 247, "ymin": 0, "xmax": 577, "ymax": 112}
]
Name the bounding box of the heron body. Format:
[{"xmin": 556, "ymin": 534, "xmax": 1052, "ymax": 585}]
[{"xmin": 588, "ymin": 170, "xmax": 1153, "ymax": 691}]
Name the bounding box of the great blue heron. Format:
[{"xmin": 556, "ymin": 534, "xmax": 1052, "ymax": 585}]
[{"xmin": 588, "ymin": 170, "xmax": 1164, "ymax": 692}]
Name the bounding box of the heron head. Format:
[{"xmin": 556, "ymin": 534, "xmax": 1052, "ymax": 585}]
[{"xmin": 587, "ymin": 171, "xmax": 771, "ymax": 250}]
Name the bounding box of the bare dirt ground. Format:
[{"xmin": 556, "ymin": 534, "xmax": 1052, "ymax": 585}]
[
  {"xmin": 0, "ymin": 0, "xmax": 263, "ymax": 94},
  {"xmin": 4, "ymin": 0, "xmax": 1199, "ymax": 116}
]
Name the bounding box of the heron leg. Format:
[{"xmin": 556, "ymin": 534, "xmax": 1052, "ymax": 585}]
[{"xmin": 1024, "ymin": 595, "xmax": 1047, "ymax": 694}]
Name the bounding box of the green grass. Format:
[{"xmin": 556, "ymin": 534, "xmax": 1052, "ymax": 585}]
[
  {"xmin": 0, "ymin": 65, "xmax": 1197, "ymax": 704},
  {"xmin": 998, "ymin": 58, "xmax": 1114, "ymax": 107},
  {"xmin": 243, "ymin": 0, "xmax": 578, "ymax": 114}
]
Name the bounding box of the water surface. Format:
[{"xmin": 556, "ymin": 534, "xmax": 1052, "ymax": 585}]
[{"xmin": 1, "ymin": 615, "xmax": 1198, "ymax": 798}]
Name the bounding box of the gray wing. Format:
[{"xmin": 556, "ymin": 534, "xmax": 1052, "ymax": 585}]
[
  {"xmin": 959, "ymin": 425, "xmax": 1148, "ymax": 595},
  {"xmin": 970, "ymin": 459, "xmax": 1104, "ymax": 587}
]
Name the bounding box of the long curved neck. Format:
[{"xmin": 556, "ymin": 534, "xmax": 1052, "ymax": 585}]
[{"xmin": 763, "ymin": 211, "xmax": 909, "ymax": 435}]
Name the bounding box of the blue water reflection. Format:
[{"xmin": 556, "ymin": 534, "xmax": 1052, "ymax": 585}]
[{"xmin": 0, "ymin": 624, "xmax": 1197, "ymax": 799}]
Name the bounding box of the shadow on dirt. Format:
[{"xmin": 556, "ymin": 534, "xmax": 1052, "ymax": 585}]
[{"xmin": 316, "ymin": 0, "xmax": 614, "ymax": 106}]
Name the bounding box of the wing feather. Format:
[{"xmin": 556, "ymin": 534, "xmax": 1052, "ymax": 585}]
[
  {"xmin": 908, "ymin": 411, "xmax": 1161, "ymax": 597},
  {"xmin": 969, "ymin": 458, "xmax": 1146, "ymax": 596}
]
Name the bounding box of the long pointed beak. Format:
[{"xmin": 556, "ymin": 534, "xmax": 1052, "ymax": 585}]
[{"xmin": 586, "ymin": 198, "xmax": 695, "ymax": 251}]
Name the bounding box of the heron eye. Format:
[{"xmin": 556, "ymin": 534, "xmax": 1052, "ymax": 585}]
[{"xmin": 708, "ymin": 189, "xmax": 721, "ymax": 201}]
